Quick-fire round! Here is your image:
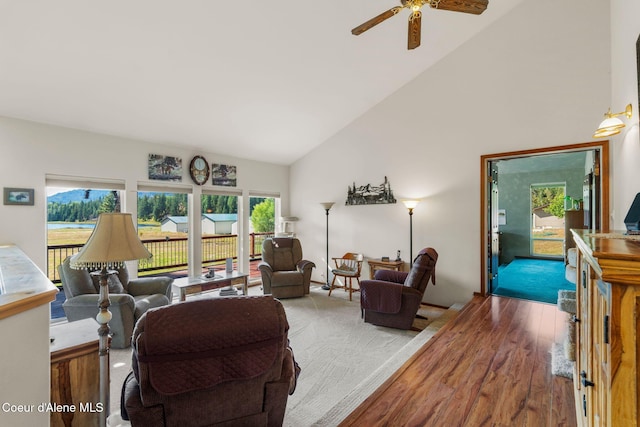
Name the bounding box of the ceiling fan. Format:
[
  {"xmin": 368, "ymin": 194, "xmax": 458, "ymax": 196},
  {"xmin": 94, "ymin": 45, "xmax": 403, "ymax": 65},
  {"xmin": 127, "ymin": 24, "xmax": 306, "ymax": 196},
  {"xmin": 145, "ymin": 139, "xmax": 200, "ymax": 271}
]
[{"xmin": 351, "ymin": 0, "xmax": 489, "ymax": 50}]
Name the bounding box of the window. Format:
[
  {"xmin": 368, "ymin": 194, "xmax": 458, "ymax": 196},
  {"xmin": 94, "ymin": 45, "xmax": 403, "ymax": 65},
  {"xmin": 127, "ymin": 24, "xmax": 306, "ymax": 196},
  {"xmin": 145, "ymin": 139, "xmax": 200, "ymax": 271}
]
[
  {"xmin": 137, "ymin": 190, "xmax": 189, "ymax": 276},
  {"xmin": 201, "ymin": 193, "xmax": 239, "ymax": 272},
  {"xmin": 249, "ymin": 196, "xmax": 276, "ymax": 260},
  {"xmin": 530, "ymin": 184, "xmax": 565, "ymax": 257},
  {"xmin": 46, "ymin": 177, "xmax": 124, "ymax": 322},
  {"xmin": 46, "ymin": 177, "xmax": 125, "ymax": 284}
]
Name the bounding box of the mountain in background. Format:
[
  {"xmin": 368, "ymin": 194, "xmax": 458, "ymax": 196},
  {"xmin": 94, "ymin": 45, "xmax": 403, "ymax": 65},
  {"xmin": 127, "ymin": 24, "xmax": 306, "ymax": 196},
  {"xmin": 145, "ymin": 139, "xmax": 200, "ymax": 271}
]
[{"xmin": 47, "ymin": 189, "xmax": 112, "ymax": 204}]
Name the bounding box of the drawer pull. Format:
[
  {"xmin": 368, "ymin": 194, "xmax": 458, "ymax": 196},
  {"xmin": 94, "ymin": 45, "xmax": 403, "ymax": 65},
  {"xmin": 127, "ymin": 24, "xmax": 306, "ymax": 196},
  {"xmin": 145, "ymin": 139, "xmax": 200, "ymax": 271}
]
[{"xmin": 580, "ymin": 370, "xmax": 595, "ymax": 387}]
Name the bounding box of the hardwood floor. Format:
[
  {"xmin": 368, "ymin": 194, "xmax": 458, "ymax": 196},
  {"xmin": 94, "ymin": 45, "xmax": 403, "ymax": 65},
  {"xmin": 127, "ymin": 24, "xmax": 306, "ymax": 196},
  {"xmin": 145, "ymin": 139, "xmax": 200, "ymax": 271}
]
[{"xmin": 340, "ymin": 296, "xmax": 577, "ymax": 427}]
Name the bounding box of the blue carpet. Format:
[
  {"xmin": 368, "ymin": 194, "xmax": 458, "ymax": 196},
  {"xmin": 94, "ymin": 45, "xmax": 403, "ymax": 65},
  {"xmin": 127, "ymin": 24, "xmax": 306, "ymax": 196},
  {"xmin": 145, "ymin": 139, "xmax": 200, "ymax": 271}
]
[
  {"xmin": 51, "ymin": 288, "xmax": 66, "ymax": 319},
  {"xmin": 494, "ymin": 258, "xmax": 575, "ymax": 304}
]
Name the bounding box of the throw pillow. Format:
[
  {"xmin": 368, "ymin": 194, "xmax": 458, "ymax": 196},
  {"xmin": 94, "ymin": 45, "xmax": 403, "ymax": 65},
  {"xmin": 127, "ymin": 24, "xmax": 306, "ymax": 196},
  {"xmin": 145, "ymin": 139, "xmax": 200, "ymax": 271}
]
[{"xmin": 91, "ymin": 271, "xmax": 125, "ymax": 293}]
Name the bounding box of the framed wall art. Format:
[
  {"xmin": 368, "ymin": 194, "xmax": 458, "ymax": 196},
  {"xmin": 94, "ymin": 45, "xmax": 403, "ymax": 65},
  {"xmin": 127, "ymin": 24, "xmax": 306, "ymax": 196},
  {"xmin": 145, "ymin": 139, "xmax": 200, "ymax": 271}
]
[
  {"xmin": 346, "ymin": 176, "xmax": 396, "ymax": 206},
  {"xmin": 148, "ymin": 154, "xmax": 183, "ymax": 182},
  {"xmin": 212, "ymin": 164, "xmax": 237, "ymax": 187},
  {"xmin": 3, "ymin": 188, "xmax": 35, "ymax": 206}
]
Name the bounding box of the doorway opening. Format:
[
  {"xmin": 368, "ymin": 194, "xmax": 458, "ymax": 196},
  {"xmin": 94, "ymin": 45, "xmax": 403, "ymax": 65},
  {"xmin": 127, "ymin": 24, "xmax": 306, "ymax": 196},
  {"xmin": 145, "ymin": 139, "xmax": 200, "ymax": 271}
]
[{"xmin": 480, "ymin": 141, "xmax": 610, "ymax": 301}]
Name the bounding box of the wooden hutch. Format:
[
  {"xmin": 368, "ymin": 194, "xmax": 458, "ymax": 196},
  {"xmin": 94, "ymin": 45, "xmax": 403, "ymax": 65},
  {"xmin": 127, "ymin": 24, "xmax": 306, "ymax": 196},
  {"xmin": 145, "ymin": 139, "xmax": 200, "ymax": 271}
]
[{"xmin": 571, "ymin": 230, "xmax": 640, "ymax": 426}]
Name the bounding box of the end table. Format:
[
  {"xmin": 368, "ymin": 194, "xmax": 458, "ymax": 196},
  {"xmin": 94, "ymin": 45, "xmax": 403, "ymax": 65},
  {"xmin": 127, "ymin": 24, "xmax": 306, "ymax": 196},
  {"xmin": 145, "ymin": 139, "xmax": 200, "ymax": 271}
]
[{"xmin": 367, "ymin": 258, "xmax": 404, "ymax": 279}]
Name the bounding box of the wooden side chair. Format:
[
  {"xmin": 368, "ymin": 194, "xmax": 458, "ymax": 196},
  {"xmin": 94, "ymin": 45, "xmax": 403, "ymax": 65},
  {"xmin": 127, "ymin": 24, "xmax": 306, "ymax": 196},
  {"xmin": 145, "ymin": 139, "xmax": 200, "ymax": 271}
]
[{"xmin": 328, "ymin": 252, "xmax": 364, "ymax": 301}]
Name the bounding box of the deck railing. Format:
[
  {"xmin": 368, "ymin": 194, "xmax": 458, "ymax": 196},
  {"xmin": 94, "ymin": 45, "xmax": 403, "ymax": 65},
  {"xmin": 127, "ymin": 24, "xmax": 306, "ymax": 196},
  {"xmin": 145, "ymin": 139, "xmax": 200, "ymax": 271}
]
[{"xmin": 47, "ymin": 232, "xmax": 273, "ymax": 283}]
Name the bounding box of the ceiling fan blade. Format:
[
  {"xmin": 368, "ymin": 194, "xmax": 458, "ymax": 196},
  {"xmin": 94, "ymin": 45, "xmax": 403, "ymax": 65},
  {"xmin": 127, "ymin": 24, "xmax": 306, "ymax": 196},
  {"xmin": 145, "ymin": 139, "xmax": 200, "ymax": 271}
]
[
  {"xmin": 352, "ymin": 6, "xmax": 404, "ymax": 35},
  {"xmin": 407, "ymin": 10, "xmax": 422, "ymax": 50},
  {"xmin": 431, "ymin": 0, "xmax": 488, "ymax": 15}
]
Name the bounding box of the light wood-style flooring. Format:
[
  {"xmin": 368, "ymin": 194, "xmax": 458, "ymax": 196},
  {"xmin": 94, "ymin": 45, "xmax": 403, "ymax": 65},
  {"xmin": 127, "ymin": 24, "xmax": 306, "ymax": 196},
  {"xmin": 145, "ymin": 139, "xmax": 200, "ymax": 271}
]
[{"xmin": 340, "ymin": 295, "xmax": 577, "ymax": 426}]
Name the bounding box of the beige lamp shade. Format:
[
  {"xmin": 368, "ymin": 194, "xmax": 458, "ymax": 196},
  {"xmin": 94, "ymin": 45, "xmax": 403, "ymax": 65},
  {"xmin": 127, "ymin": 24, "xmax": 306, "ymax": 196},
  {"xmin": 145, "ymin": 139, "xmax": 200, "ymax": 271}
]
[
  {"xmin": 320, "ymin": 202, "xmax": 335, "ymax": 210},
  {"xmin": 71, "ymin": 213, "xmax": 152, "ymax": 269}
]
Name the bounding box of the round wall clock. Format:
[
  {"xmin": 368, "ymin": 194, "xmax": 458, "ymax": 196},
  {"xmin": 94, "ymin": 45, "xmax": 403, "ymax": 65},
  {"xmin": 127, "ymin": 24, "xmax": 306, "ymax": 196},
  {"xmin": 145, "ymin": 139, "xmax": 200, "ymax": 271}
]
[{"xmin": 189, "ymin": 155, "xmax": 210, "ymax": 185}]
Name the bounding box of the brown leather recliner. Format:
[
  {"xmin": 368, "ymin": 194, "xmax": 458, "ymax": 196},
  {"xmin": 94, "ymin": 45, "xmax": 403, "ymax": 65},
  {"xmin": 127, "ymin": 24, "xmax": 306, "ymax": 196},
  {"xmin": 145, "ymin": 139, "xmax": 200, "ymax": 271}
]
[
  {"xmin": 121, "ymin": 295, "xmax": 300, "ymax": 426},
  {"xmin": 258, "ymin": 237, "xmax": 315, "ymax": 298},
  {"xmin": 360, "ymin": 248, "xmax": 438, "ymax": 330}
]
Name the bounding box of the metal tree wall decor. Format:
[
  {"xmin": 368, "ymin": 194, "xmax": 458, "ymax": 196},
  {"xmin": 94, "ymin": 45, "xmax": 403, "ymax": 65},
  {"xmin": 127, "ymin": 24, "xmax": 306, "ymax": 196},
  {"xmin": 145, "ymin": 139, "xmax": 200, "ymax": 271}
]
[{"xmin": 346, "ymin": 176, "xmax": 397, "ymax": 206}]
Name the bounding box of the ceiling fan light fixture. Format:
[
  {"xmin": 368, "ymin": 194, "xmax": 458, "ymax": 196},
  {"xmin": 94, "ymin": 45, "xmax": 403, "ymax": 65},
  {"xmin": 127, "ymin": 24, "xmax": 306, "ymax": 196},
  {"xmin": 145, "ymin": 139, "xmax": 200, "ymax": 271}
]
[{"xmin": 351, "ymin": 0, "xmax": 488, "ymax": 50}]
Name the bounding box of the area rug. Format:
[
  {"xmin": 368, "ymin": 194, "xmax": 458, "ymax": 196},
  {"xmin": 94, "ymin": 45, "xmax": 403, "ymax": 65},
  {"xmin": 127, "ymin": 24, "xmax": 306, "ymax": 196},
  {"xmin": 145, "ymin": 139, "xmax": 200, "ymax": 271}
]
[
  {"xmin": 551, "ymin": 342, "xmax": 574, "ymax": 379},
  {"xmin": 494, "ymin": 258, "xmax": 575, "ymax": 304},
  {"xmin": 107, "ymin": 285, "xmax": 456, "ymax": 426}
]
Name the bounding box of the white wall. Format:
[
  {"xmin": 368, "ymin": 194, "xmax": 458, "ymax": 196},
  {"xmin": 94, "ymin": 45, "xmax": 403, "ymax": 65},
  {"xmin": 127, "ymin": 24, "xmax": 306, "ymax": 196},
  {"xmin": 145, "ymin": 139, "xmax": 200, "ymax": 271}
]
[
  {"xmin": 611, "ymin": 0, "xmax": 640, "ymax": 225},
  {"xmin": 0, "ymin": 304, "xmax": 51, "ymax": 426},
  {"xmin": 0, "ymin": 116, "xmax": 289, "ymax": 272},
  {"xmin": 290, "ymin": 0, "xmax": 611, "ymax": 307}
]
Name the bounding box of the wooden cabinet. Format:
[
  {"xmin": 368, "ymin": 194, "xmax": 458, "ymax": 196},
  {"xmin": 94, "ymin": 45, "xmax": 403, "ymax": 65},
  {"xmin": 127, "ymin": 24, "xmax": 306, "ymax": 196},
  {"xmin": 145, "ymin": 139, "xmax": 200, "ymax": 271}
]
[
  {"xmin": 572, "ymin": 230, "xmax": 640, "ymax": 426},
  {"xmin": 50, "ymin": 318, "xmax": 101, "ymax": 427}
]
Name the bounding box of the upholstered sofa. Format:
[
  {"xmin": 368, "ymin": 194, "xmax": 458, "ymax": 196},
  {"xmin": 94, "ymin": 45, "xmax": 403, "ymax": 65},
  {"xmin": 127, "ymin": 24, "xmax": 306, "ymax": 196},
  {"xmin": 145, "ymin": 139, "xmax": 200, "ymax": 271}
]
[
  {"xmin": 121, "ymin": 295, "xmax": 300, "ymax": 426},
  {"xmin": 259, "ymin": 237, "xmax": 315, "ymax": 298},
  {"xmin": 58, "ymin": 256, "xmax": 173, "ymax": 348}
]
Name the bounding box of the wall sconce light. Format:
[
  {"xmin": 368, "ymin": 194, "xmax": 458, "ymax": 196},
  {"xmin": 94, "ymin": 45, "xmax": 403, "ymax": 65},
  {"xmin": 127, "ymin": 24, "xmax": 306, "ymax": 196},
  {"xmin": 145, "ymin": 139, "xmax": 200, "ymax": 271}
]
[{"xmin": 593, "ymin": 104, "xmax": 633, "ymax": 138}]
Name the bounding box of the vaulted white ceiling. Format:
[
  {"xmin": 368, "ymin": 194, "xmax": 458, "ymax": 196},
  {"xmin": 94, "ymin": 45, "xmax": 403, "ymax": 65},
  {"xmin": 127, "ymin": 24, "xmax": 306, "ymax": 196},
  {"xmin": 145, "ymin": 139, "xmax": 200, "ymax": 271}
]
[{"xmin": 0, "ymin": 0, "xmax": 522, "ymax": 165}]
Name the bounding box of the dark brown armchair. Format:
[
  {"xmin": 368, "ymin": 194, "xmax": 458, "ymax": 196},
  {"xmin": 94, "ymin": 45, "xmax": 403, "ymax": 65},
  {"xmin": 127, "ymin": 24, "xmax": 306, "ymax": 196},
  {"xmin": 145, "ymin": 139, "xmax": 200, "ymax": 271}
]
[
  {"xmin": 121, "ymin": 295, "xmax": 300, "ymax": 427},
  {"xmin": 259, "ymin": 237, "xmax": 315, "ymax": 298},
  {"xmin": 360, "ymin": 248, "xmax": 438, "ymax": 330}
]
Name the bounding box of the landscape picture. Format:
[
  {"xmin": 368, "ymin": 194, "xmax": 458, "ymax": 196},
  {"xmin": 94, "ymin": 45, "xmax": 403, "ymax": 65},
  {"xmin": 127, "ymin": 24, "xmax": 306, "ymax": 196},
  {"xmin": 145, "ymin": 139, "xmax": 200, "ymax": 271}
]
[
  {"xmin": 148, "ymin": 154, "xmax": 182, "ymax": 181},
  {"xmin": 212, "ymin": 164, "xmax": 237, "ymax": 187},
  {"xmin": 3, "ymin": 188, "xmax": 34, "ymax": 205}
]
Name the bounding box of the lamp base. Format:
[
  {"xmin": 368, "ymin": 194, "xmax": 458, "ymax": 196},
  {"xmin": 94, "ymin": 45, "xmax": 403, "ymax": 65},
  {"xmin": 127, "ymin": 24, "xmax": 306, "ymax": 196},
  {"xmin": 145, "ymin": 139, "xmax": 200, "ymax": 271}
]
[{"xmin": 321, "ymin": 283, "xmax": 331, "ymax": 291}]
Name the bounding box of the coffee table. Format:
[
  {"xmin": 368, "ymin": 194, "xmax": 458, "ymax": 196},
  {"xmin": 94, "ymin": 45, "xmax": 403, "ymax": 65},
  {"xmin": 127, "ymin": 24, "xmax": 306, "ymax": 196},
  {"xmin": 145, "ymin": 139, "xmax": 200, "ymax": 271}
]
[{"xmin": 173, "ymin": 272, "xmax": 249, "ymax": 301}]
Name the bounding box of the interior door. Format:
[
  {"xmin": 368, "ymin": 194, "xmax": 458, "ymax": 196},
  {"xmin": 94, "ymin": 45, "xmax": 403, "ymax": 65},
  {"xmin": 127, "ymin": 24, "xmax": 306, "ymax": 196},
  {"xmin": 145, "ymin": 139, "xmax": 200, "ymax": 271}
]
[{"xmin": 488, "ymin": 162, "xmax": 500, "ymax": 293}]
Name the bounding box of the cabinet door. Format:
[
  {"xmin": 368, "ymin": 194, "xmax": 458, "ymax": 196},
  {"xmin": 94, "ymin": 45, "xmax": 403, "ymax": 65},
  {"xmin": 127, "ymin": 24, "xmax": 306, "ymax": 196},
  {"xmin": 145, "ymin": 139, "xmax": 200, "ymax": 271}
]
[
  {"xmin": 592, "ymin": 279, "xmax": 610, "ymax": 426},
  {"xmin": 575, "ymin": 257, "xmax": 593, "ymax": 426}
]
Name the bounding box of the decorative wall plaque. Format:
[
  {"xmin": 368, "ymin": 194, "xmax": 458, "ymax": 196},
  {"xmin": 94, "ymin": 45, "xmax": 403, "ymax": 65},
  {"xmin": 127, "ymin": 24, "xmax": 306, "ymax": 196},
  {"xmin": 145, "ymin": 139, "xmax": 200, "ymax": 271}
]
[{"xmin": 346, "ymin": 176, "xmax": 397, "ymax": 206}]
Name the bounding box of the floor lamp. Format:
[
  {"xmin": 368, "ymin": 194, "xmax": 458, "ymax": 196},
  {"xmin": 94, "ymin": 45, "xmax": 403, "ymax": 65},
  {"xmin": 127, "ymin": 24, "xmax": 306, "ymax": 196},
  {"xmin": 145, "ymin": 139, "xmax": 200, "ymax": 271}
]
[
  {"xmin": 320, "ymin": 202, "xmax": 335, "ymax": 290},
  {"xmin": 70, "ymin": 213, "xmax": 152, "ymax": 427},
  {"xmin": 402, "ymin": 200, "xmax": 420, "ymax": 263}
]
